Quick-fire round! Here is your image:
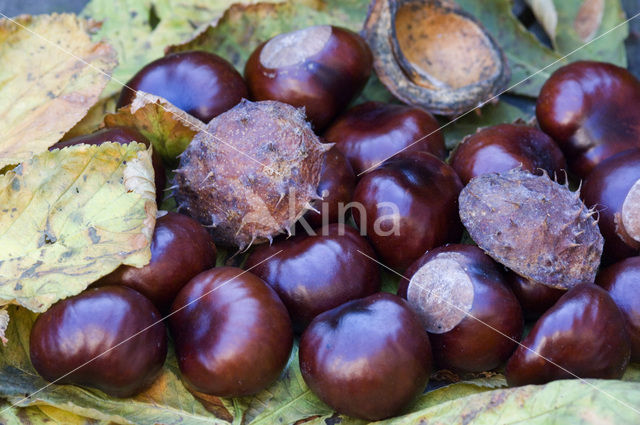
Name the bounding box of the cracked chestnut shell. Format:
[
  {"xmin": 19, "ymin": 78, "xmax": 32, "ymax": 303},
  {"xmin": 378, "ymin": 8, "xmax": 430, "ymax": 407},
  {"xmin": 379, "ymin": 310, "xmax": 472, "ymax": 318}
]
[
  {"xmin": 246, "ymin": 223, "xmax": 380, "ymax": 333},
  {"xmin": 582, "ymin": 148, "xmax": 640, "ymax": 263},
  {"xmin": 303, "ymin": 147, "xmax": 356, "ymax": 228},
  {"xmin": 299, "ymin": 292, "xmax": 431, "ymax": 421},
  {"xmin": 399, "ymin": 244, "xmax": 523, "ymax": 373},
  {"xmin": 118, "ymin": 51, "xmax": 248, "ymax": 122},
  {"xmin": 96, "ymin": 212, "xmax": 216, "ymax": 312},
  {"xmin": 29, "ymin": 286, "xmax": 167, "ymax": 398},
  {"xmin": 244, "ymin": 25, "xmax": 372, "ymax": 130},
  {"xmin": 50, "ymin": 127, "xmax": 166, "ymax": 205},
  {"xmin": 324, "ymin": 101, "xmax": 446, "ymax": 175},
  {"xmin": 363, "ymin": 0, "xmax": 509, "ymax": 116},
  {"xmin": 596, "ymin": 256, "xmax": 640, "ymax": 362},
  {"xmin": 505, "ymin": 284, "xmax": 630, "ymax": 386},
  {"xmin": 450, "ymin": 123, "xmax": 566, "ymax": 185},
  {"xmin": 352, "ymin": 152, "xmax": 463, "ymax": 271},
  {"xmin": 169, "ymin": 267, "xmax": 293, "ymax": 397},
  {"xmin": 536, "ymin": 61, "xmax": 640, "ymax": 178}
]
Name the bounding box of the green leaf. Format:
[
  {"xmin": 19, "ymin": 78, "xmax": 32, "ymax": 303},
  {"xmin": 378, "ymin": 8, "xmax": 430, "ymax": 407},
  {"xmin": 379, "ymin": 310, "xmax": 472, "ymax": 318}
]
[
  {"xmin": 0, "ymin": 307, "xmax": 231, "ymax": 425},
  {"xmin": 0, "ymin": 14, "xmax": 117, "ymax": 168},
  {"xmin": 0, "ymin": 402, "xmax": 113, "ymax": 425},
  {"xmin": 0, "ymin": 143, "xmax": 156, "ymax": 313}
]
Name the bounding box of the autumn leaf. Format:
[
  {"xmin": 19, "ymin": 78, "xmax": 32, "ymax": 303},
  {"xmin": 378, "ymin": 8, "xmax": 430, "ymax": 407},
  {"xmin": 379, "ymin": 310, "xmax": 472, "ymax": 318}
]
[
  {"xmin": 0, "ymin": 14, "xmax": 117, "ymax": 168},
  {"xmin": 103, "ymin": 91, "xmax": 204, "ymax": 165},
  {"xmin": 0, "ymin": 143, "xmax": 156, "ymax": 312}
]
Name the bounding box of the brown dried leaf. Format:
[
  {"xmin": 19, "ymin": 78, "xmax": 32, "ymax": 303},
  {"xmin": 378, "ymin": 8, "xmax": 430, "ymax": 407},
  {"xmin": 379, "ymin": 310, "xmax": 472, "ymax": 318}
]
[
  {"xmin": 0, "ymin": 14, "xmax": 117, "ymax": 168},
  {"xmin": 103, "ymin": 91, "xmax": 204, "ymax": 165}
]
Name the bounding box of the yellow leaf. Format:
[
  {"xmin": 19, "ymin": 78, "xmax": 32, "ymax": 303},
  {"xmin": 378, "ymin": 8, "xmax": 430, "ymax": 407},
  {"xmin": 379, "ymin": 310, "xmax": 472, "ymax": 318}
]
[
  {"xmin": 0, "ymin": 143, "xmax": 156, "ymax": 312},
  {"xmin": 0, "ymin": 14, "xmax": 118, "ymax": 168}
]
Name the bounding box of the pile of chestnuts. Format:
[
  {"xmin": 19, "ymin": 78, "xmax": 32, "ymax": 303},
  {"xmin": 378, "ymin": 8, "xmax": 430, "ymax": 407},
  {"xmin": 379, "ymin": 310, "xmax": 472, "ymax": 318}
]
[{"xmin": 32, "ymin": 21, "xmax": 640, "ymax": 422}]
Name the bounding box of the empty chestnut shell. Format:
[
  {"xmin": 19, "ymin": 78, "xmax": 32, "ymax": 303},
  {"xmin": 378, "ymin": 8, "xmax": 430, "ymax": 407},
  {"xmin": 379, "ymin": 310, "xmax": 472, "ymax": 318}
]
[
  {"xmin": 299, "ymin": 292, "xmax": 431, "ymax": 421},
  {"xmin": 244, "ymin": 25, "xmax": 372, "ymax": 130},
  {"xmin": 596, "ymin": 256, "xmax": 640, "ymax": 362},
  {"xmin": 169, "ymin": 267, "xmax": 293, "ymax": 397},
  {"xmin": 29, "ymin": 286, "xmax": 167, "ymax": 398},
  {"xmin": 505, "ymin": 284, "xmax": 630, "ymax": 386},
  {"xmin": 399, "ymin": 244, "xmax": 523, "ymax": 373},
  {"xmin": 50, "ymin": 127, "xmax": 166, "ymax": 204},
  {"xmin": 506, "ymin": 272, "xmax": 565, "ymax": 321},
  {"xmin": 96, "ymin": 212, "xmax": 217, "ymax": 312},
  {"xmin": 536, "ymin": 61, "xmax": 640, "ymax": 178},
  {"xmin": 363, "ymin": 0, "xmax": 509, "ymax": 116},
  {"xmin": 246, "ymin": 223, "xmax": 380, "ymax": 332},
  {"xmin": 303, "ymin": 147, "xmax": 356, "ymax": 228},
  {"xmin": 324, "ymin": 101, "xmax": 446, "ymax": 175},
  {"xmin": 352, "ymin": 152, "xmax": 463, "ymax": 271},
  {"xmin": 117, "ymin": 51, "xmax": 248, "ymax": 122},
  {"xmin": 582, "ymin": 148, "xmax": 640, "ymax": 263},
  {"xmin": 450, "ymin": 123, "xmax": 566, "ymax": 185}
]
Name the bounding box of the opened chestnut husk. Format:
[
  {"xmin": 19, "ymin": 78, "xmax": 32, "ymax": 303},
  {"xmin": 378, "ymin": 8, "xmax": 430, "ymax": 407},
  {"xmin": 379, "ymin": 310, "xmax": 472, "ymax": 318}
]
[{"xmin": 363, "ymin": 0, "xmax": 510, "ymax": 116}]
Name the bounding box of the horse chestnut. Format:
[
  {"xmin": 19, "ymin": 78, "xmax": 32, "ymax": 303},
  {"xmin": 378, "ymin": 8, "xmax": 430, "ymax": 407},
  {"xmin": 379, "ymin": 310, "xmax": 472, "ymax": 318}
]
[
  {"xmin": 303, "ymin": 147, "xmax": 356, "ymax": 228},
  {"xmin": 450, "ymin": 123, "xmax": 566, "ymax": 185},
  {"xmin": 29, "ymin": 286, "xmax": 167, "ymax": 398},
  {"xmin": 169, "ymin": 267, "xmax": 293, "ymax": 397},
  {"xmin": 244, "ymin": 25, "xmax": 372, "ymax": 130},
  {"xmin": 118, "ymin": 51, "xmax": 248, "ymax": 122},
  {"xmin": 324, "ymin": 102, "xmax": 446, "ymax": 175},
  {"xmin": 536, "ymin": 61, "xmax": 640, "ymax": 178},
  {"xmin": 352, "ymin": 152, "xmax": 463, "ymax": 271},
  {"xmin": 582, "ymin": 149, "xmax": 640, "ymax": 263},
  {"xmin": 506, "ymin": 272, "xmax": 565, "ymax": 320},
  {"xmin": 246, "ymin": 223, "xmax": 380, "ymax": 332},
  {"xmin": 96, "ymin": 212, "xmax": 216, "ymax": 312},
  {"xmin": 505, "ymin": 284, "xmax": 630, "ymax": 386},
  {"xmin": 51, "ymin": 127, "xmax": 166, "ymax": 204},
  {"xmin": 596, "ymin": 256, "xmax": 640, "ymax": 362},
  {"xmin": 299, "ymin": 293, "xmax": 431, "ymax": 421},
  {"xmin": 399, "ymin": 244, "xmax": 523, "ymax": 373}
]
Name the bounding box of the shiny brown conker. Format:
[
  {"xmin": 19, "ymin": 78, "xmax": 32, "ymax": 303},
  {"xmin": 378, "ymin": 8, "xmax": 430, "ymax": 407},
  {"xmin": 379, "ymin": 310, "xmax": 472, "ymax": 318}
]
[
  {"xmin": 582, "ymin": 148, "xmax": 640, "ymax": 263},
  {"xmin": 596, "ymin": 256, "xmax": 640, "ymax": 362},
  {"xmin": 246, "ymin": 223, "xmax": 380, "ymax": 333},
  {"xmin": 450, "ymin": 123, "xmax": 566, "ymax": 185},
  {"xmin": 399, "ymin": 244, "xmax": 523, "ymax": 373},
  {"xmin": 506, "ymin": 272, "xmax": 565, "ymax": 321},
  {"xmin": 96, "ymin": 212, "xmax": 216, "ymax": 312},
  {"xmin": 244, "ymin": 25, "xmax": 372, "ymax": 130},
  {"xmin": 352, "ymin": 152, "xmax": 463, "ymax": 271},
  {"xmin": 299, "ymin": 292, "xmax": 431, "ymax": 421},
  {"xmin": 536, "ymin": 61, "xmax": 640, "ymax": 178},
  {"xmin": 324, "ymin": 101, "xmax": 446, "ymax": 175},
  {"xmin": 50, "ymin": 126, "xmax": 166, "ymax": 204},
  {"xmin": 29, "ymin": 286, "xmax": 167, "ymax": 398},
  {"xmin": 118, "ymin": 51, "xmax": 248, "ymax": 122},
  {"xmin": 505, "ymin": 284, "xmax": 630, "ymax": 386},
  {"xmin": 169, "ymin": 267, "xmax": 293, "ymax": 397}
]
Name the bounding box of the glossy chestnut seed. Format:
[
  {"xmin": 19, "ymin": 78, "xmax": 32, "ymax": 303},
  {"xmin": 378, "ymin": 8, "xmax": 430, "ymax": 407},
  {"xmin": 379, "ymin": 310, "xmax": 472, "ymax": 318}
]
[
  {"xmin": 244, "ymin": 25, "xmax": 372, "ymax": 130},
  {"xmin": 582, "ymin": 148, "xmax": 640, "ymax": 263},
  {"xmin": 170, "ymin": 267, "xmax": 293, "ymax": 397},
  {"xmin": 399, "ymin": 244, "xmax": 523, "ymax": 373},
  {"xmin": 506, "ymin": 272, "xmax": 565, "ymax": 320},
  {"xmin": 29, "ymin": 286, "xmax": 167, "ymax": 398},
  {"xmin": 96, "ymin": 212, "xmax": 216, "ymax": 312},
  {"xmin": 118, "ymin": 51, "xmax": 248, "ymax": 122},
  {"xmin": 246, "ymin": 223, "xmax": 380, "ymax": 333},
  {"xmin": 450, "ymin": 123, "xmax": 566, "ymax": 185},
  {"xmin": 51, "ymin": 127, "xmax": 166, "ymax": 204},
  {"xmin": 300, "ymin": 293, "xmax": 431, "ymax": 421},
  {"xmin": 303, "ymin": 147, "xmax": 356, "ymax": 228},
  {"xmin": 536, "ymin": 61, "xmax": 640, "ymax": 178},
  {"xmin": 352, "ymin": 152, "xmax": 463, "ymax": 271},
  {"xmin": 505, "ymin": 284, "xmax": 630, "ymax": 386},
  {"xmin": 596, "ymin": 256, "xmax": 640, "ymax": 362},
  {"xmin": 324, "ymin": 101, "xmax": 446, "ymax": 175}
]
